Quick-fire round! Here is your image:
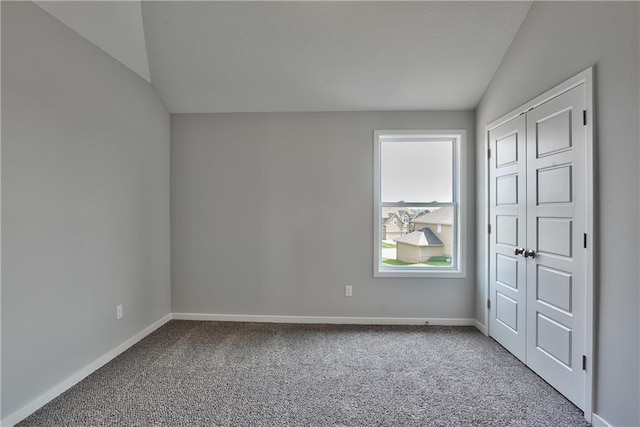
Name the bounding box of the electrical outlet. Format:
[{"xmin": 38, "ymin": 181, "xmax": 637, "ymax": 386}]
[
  {"xmin": 345, "ymin": 285, "xmax": 353, "ymax": 297},
  {"xmin": 116, "ymin": 304, "xmax": 123, "ymax": 320}
]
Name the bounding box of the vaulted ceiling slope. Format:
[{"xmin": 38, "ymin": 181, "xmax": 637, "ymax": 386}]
[
  {"xmin": 35, "ymin": 1, "xmax": 151, "ymax": 83},
  {"xmin": 36, "ymin": 1, "xmax": 532, "ymax": 113}
]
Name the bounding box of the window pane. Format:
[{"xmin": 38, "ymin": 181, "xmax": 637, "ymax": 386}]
[
  {"xmin": 380, "ymin": 206, "xmax": 455, "ymax": 269},
  {"xmin": 381, "ymin": 140, "xmax": 453, "ymax": 203}
]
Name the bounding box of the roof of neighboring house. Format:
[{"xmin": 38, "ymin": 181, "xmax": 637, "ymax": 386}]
[
  {"xmin": 381, "ymin": 207, "xmax": 398, "ymax": 219},
  {"xmin": 412, "ymin": 206, "xmax": 453, "ymax": 225},
  {"xmin": 383, "ymin": 208, "xmax": 429, "ymax": 221},
  {"xmin": 395, "ymin": 228, "xmax": 444, "ymax": 247},
  {"xmin": 383, "ymin": 213, "xmax": 400, "ymax": 225}
]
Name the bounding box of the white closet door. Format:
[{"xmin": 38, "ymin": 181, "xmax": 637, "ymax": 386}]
[
  {"xmin": 488, "ymin": 115, "xmax": 527, "ymax": 362},
  {"xmin": 525, "ymin": 84, "xmax": 587, "ymax": 410}
]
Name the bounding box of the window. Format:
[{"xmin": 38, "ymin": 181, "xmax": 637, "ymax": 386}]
[{"xmin": 374, "ymin": 130, "xmax": 466, "ymax": 278}]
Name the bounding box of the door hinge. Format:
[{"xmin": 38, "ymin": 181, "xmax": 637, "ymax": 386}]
[
  {"xmin": 583, "ymin": 233, "xmax": 587, "ymax": 249},
  {"xmin": 582, "ymin": 355, "xmax": 587, "ymax": 370},
  {"xmin": 488, "ymin": 148, "xmax": 491, "ymax": 159},
  {"xmin": 488, "ymin": 224, "xmax": 492, "ymax": 234},
  {"xmin": 487, "ymin": 299, "xmax": 491, "ymax": 310},
  {"xmin": 583, "ymin": 110, "xmax": 587, "ymax": 126}
]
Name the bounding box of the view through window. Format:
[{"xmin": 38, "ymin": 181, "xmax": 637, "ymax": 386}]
[{"xmin": 374, "ymin": 131, "xmax": 462, "ymax": 277}]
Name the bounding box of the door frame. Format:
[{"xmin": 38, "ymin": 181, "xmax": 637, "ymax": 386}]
[{"xmin": 482, "ymin": 67, "xmax": 595, "ymax": 422}]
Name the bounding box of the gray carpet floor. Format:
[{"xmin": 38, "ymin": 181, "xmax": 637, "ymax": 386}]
[{"xmin": 18, "ymin": 321, "xmax": 589, "ymax": 426}]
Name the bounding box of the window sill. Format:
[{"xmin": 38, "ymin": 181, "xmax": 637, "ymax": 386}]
[{"xmin": 374, "ymin": 268, "xmax": 466, "ymax": 279}]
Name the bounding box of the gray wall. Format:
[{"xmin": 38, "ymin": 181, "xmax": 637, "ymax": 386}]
[
  {"xmin": 171, "ymin": 111, "xmax": 475, "ymax": 319},
  {"xmin": 475, "ymin": 2, "xmax": 639, "ymax": 425},
  {"xmin": 1, "ymin": 2, "xmax": 171, "ymax": 418}
]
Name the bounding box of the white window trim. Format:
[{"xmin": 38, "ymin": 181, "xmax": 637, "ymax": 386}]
[{"xmin": 373, "ymin": 130, "xmax": 467, "ymax": 278}]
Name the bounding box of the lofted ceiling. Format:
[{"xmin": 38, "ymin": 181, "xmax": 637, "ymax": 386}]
[
  {"xmin": 35, "ymin": 1, "xmax": 151, "ymax": 82},
  {"xmin": 35, "ymin": 1, "xmax": 532, "ymax": 113}
]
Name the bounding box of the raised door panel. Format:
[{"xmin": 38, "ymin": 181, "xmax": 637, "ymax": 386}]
[
  {"xmin": 538, "ymin": 165, "xmax": 572, "ymax": 204},
  {"xmin": 496, "ymin": 133, "xmax": 518, "ymax": 166},
  {"xmin": 496, "ymin": 175, "xmax": 519, "ymax": 206},
  {"xmin": 536, "ymin": 314, "xmax": 572, "ymax": 367},
  {"xmin": 496, "ymin": 293, "xmax": 518, "ymax": 331},
  {"xmin": 535, "ymin": 109, "xmax": 572, "ymax": 156},
  {"xmin": 537, "ymin": 218, "xmax": 573, "ymax": 258},
  {"xmin": 496, "ymin": 215, "xmax": 518, "ymax": 246},
  {"xmin": 537, "ymin": 266, "xmax": 572, "ymax": 313},
  {"xmin": 496, "ymin": 254, "xmax": 518, "ymax": 289}
]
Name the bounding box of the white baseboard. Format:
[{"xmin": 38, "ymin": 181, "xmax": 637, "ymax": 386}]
[
  {"xmin": 474, "ymin": 320, "xmax": 488, "ymax": 336},
  {"xmin": 171, "ymin": 312, "xmax": 476, "ymax": 326},
  {"xmin": 591, "ymin": 413, "xmax": 614, "ymax": 427},
  {"xmin": 1, "ymin": 313, "xmax": 172, "ymax": 427}
]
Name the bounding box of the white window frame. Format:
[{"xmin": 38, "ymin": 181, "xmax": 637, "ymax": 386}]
[{"xmin": 373, "ymin": 130, "xmax": 467, "ymax": 278}]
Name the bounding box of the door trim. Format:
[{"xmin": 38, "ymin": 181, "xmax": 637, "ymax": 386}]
[{"xmin": 483, "ymin": 67, "xmax": 594, "ymax": 422}]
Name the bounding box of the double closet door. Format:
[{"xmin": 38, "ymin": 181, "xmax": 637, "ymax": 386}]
[{"xmin": 488, "ymin": 82, "xmax": 589, "ymax": 410}]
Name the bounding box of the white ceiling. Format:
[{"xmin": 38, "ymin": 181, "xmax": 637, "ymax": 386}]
[
  {"xmin": 36, "ymin": 1, "xmax": 533, "ymax": 113},
  {"xmin": 36, "ymin": 1, "xmax": 151, "ymax": 82}
]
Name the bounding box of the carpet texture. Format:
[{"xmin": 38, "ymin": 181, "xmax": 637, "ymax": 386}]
[{"xmin": 18, "ymin": 321, "xmax": 589, "ymax": 426}]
